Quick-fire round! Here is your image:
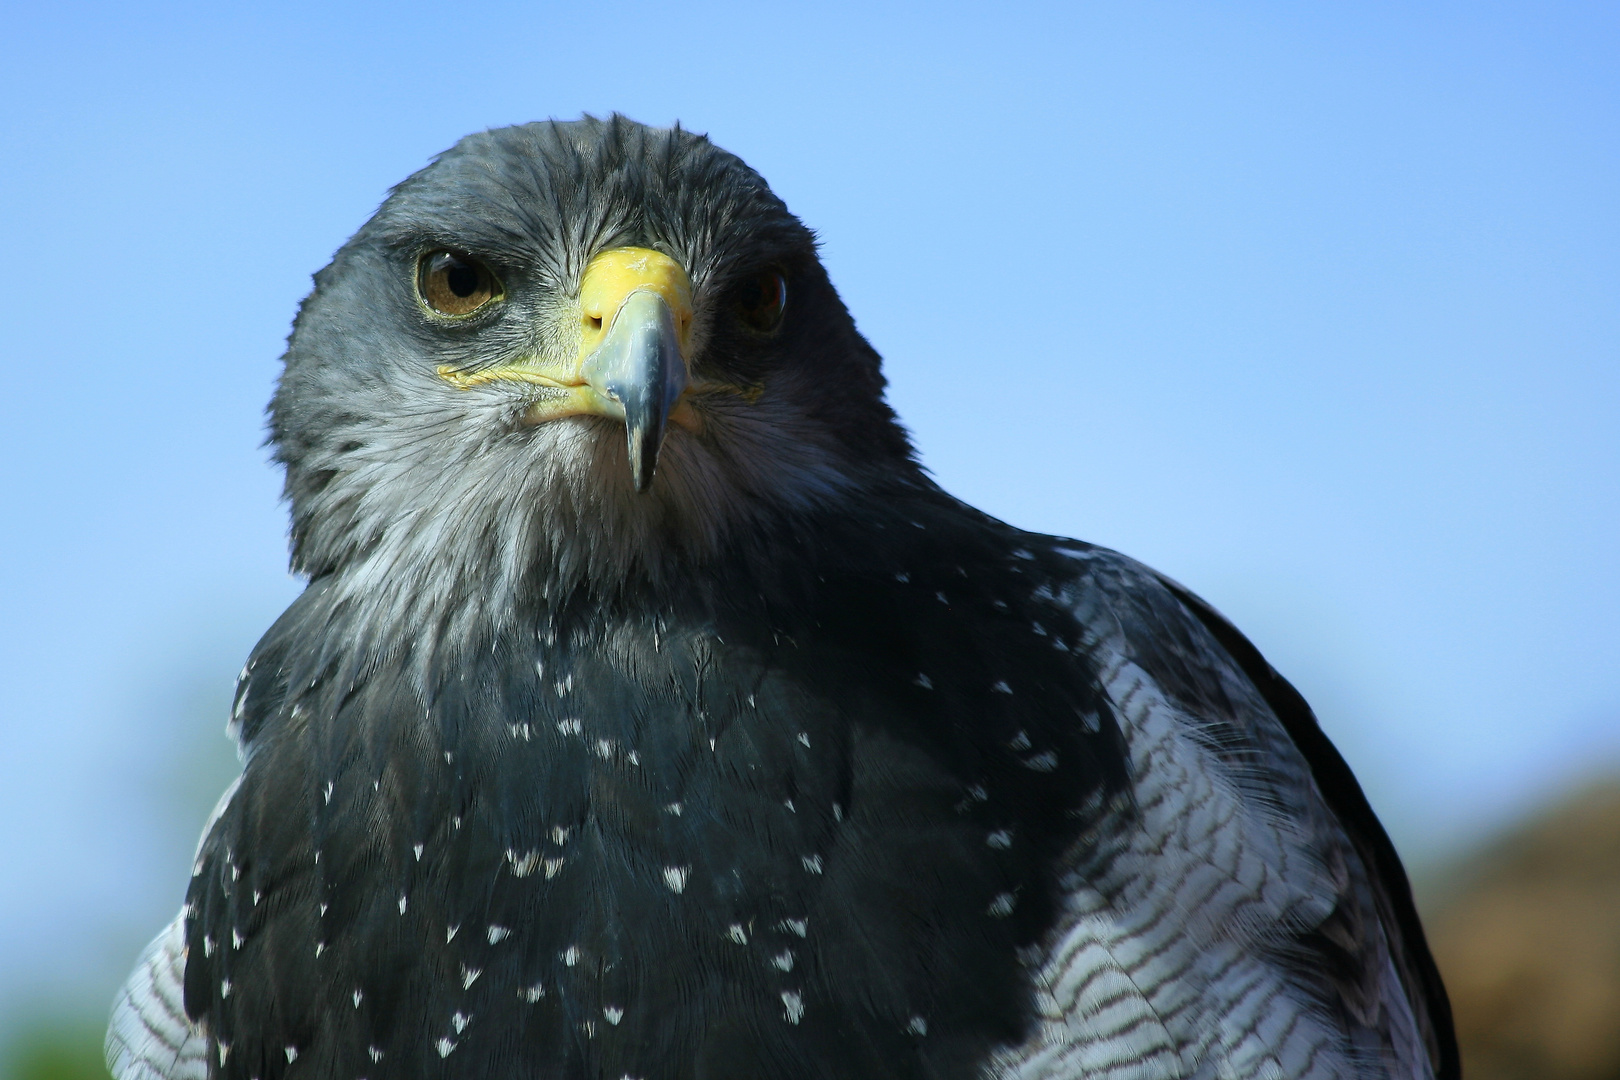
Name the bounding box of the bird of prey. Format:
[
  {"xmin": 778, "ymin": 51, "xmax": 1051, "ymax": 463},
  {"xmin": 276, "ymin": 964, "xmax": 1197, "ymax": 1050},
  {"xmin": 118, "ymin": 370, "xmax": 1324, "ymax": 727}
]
[{"xmin": 108, "ymin": 116, "xmax": 1457, "ymax": 1080}]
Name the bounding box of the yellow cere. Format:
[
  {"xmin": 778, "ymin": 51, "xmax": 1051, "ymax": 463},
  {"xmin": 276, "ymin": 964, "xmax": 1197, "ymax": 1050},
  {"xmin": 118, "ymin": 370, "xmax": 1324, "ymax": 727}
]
[
  {"xmin": 578, "ymin": 247, "xmax": 694, "ymax": 357},
  {"xmin": 437, "ymin": 247, "xmax": 694, "ymax": 394}
]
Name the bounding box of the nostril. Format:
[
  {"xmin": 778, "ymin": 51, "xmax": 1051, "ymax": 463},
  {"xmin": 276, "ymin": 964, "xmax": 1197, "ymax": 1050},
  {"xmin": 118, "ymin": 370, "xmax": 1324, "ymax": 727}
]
[{"xmin": 589, "ymin": 316, "xmax": 603, "ymax": 330}]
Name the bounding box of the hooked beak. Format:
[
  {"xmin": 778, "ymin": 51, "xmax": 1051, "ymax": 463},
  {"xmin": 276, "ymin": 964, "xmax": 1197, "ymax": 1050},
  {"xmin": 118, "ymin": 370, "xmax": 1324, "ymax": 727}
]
[
  {"xmin": 436, "ymin": 247, "xmax": 694, "ymax": 493},
  {"xmin": 579, "ymin": 285, "xmax": 688, "ymax": 492}
]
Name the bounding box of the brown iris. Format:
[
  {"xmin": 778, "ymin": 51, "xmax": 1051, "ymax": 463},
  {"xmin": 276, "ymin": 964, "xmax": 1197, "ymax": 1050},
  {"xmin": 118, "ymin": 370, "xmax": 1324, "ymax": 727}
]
[
  {"xmin": 735, "ymin": 267, "xmax": 787, "ymax": 333},
  {"xmin": 418, "ymin": 250, "xmax": 502, "ymax": 316}
]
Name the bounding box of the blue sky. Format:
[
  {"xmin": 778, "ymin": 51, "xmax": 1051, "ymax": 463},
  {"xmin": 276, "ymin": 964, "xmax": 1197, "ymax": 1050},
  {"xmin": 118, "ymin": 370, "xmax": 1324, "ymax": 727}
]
[{"xmin": 1, "ymin": 0, "xmax": 1615, "ymax": 1020}]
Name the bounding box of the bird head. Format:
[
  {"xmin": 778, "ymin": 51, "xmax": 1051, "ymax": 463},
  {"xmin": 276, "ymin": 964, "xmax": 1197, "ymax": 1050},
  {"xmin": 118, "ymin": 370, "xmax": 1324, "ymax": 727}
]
[{"xmin": 271, "ymin": 117, "xmax": 914, "ymax": 627}]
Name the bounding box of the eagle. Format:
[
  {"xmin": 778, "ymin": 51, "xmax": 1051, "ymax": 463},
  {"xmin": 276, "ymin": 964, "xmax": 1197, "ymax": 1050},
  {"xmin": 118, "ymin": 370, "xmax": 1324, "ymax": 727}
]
[{"xmin": 108, "ymin": 116, "xmax": 1457, "ymax": 1080}]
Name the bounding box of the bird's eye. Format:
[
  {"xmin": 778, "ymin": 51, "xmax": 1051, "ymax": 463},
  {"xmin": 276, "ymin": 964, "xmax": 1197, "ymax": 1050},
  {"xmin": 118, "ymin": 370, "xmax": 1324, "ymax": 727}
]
[
  {"xmin": 418, "ymin": 250, "xmax": 502, "ymax": 316},
  {"xmin": 735, "ymin": 268, "xmax": 787, "ymax": 333}
]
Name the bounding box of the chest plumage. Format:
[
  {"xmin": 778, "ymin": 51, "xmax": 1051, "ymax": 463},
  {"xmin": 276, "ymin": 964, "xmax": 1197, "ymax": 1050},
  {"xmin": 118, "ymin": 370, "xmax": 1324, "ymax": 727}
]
[{"xmin": 182, "ymin": 509, "xmax": 1126, "ymax": 1080}]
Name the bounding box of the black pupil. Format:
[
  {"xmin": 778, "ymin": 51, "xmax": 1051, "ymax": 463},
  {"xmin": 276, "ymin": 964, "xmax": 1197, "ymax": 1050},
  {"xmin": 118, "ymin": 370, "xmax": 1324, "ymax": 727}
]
[
  {"xmin": 749, "ymin": 273, "xmax": 778, "ymax": 311},
  {"xmin": 446, "ymin": 259, "xmax": 480, "ymax": 298}
]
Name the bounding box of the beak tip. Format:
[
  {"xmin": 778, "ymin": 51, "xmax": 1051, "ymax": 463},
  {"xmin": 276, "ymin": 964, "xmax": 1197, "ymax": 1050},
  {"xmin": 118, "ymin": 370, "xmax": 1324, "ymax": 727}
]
[{"xmin": 626, "ymin": 427, "xmax": 662, "ymax": 494}]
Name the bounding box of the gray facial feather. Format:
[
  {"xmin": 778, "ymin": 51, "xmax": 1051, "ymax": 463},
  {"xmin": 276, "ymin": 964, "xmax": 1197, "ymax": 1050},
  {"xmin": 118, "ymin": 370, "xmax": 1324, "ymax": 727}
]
[{"xmin": 270, "ymin": 116, "xmax": 913, "ymax": 656}]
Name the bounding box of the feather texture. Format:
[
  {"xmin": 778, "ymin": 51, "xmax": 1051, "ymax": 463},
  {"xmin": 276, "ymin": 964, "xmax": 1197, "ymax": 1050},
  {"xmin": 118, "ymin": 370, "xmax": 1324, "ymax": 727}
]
[
  {"xmin": 107, "ymin": 917, "xmax": 209, "ymax": 1080},
  {"xmin": 986, "ymin": 546, "xmax": 1439, "ymax": 1079}
]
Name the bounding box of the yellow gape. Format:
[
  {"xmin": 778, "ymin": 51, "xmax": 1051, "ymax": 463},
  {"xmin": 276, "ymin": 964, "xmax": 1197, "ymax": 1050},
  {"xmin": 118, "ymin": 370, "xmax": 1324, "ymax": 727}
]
[{"xmin": 437, "ymin": 247, "xmax": 696, "ymax": 491}]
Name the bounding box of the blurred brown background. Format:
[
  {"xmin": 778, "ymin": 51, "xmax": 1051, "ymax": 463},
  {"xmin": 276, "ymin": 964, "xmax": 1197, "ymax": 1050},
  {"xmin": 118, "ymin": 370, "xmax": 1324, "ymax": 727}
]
[{"xmin": 1419, "ymin": 780, "xmax": 1620, "ymax": 1080}]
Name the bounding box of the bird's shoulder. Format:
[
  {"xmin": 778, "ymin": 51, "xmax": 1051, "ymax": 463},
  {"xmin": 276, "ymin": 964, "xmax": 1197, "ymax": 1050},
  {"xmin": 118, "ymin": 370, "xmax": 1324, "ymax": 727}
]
[
  {"xmin": 1010, "ymin": 537, "xmax": 1456, "ymax": 1079},
  {"xmin": 107, "ymin": 916, "xmax": 210, "ymax": 1080}
]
